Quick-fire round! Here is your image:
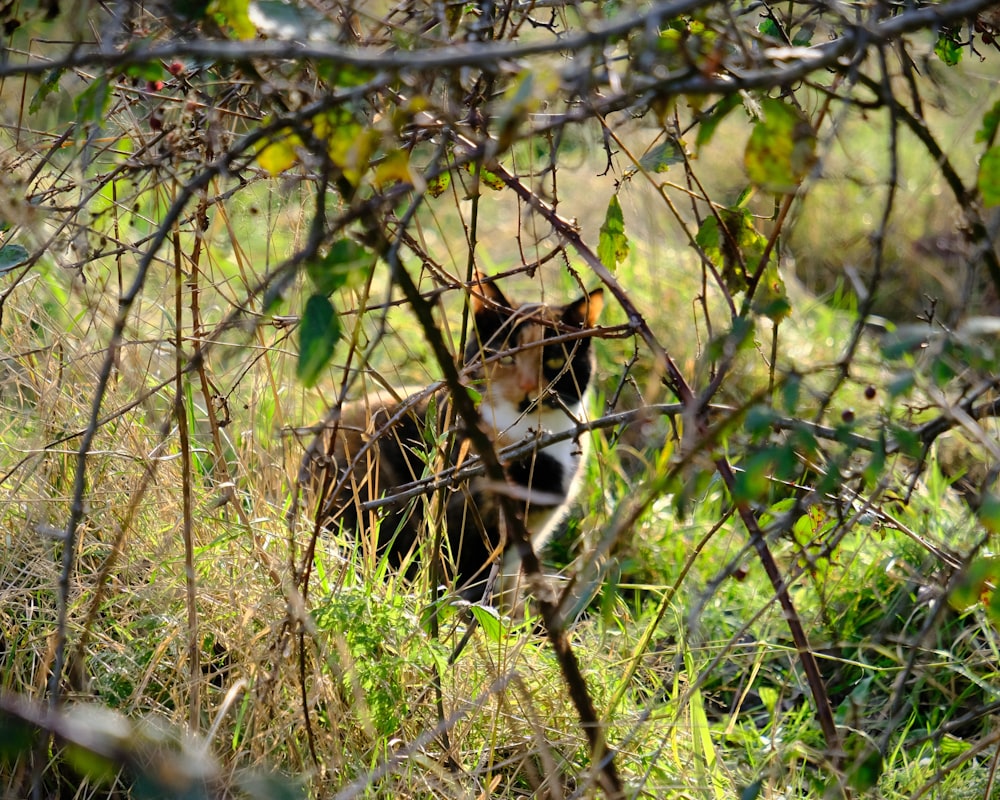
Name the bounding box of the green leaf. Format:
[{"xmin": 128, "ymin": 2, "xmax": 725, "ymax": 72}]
[
  {"xmin": 758, "ymin": 686, "xmax": 778, "ymax": 712},
  {"xmin": 427, "ymin": 171, "xmax": 451, "ymax": 198},
  {"xmin": 74, "ymin": 78, "xmax": 112, "ymax": 125},
  {"xmin": 0, "ymin": 244, "xmax": 29, "ymax": 274},
  {"xmin": 881, "ymin": 330, "xmax": 926, "ymax": 361},
  {"xmin": 732, "ymin": 450, "xmax": 774, "ymax": 503},
  {"xmin": 598, "ymin": 194, "xmax": 629, "ymax": 271},
  {"xmin": 757, "ymin": 18, "xmax": 781, "ymax": 39},
  {"xmin": 884, "ymin": 371, "xmax": 913, "ymax": 398},
  {"xmin": 789, "ymin": 426, "xmax": 819, "ymax": 461},
  {"xmin": 862, "ymin": 433, "xmax": 886, "ymax": 488},
  {"xmin": 949, "ymin": 555, "xmax": 1000, "ymax": 613},
  {"xmin": 976, "ymin": 99, "xmax": 1000, "ymax": 143},
  {"xmin": 656, "ymin": 26, "xmax": 683, "ymax": 57},
  {"xmin": 782, "ymin": 372, "xmax": 801, "ymax": 414},
  {"xmin": 988, "ymin": 583, "xmax": 1000, "ymax": 631},
  {"xmin": 316, "ymin": 63, "xmax": 376, "ymax": 89},
  {"xmin": 978, "ymin": 146, "xmax": 1000, "ymax": 207},
  {"xmin": 374, "ymin": 149, "xmax": 412, "ymax": 189},
  {"xmin": 306, "ymin": 239, "xmax": 371, "ymax": 296},
  {"xmin": 467, "ymin": 163, "xmax": 505, "ymax": 191},
  {"xmin": 792, "ymin": 503, "xmax": 828, "ymax": 540},
  {"xmin": 494, "ymin": 70, "xmax": 540, "ymax": 151},
  {"xmin": 297, "ymin": 294, "xmax": 341, "ymax": 388},
  {"xmin": 847, "ymin": 743, "xmax": 883, "ymax": 792},
  {"xmin": 978, "ymin": 491, "xmax": 1000, "ymax": 535},
  {"xmin": 744, "ymin": 405, "xmax": 775, "ymax": 440},
  {"xmin": 744, "ymin": 98, "xmax": 816, "ymax": 194},
  {"xmin": 281, "ymin": 111, "xmax": 383, "ymax": 180},
  {"xmin": 469, "ymin": 604, "xmax": 504, "ymax": 644},
  {"xmin": 421, "ymin": 394, "xmax": 439, "ymax": 446},
  {"xmin": 752, "ymin": 262, "xmax": 790, "ymax": 323},
  {"xmin": 934, "ymin": 33, "xmax": 962, "ymax": 66},
  {"xmin": 63, "ymin": 743, "xmax": 117, "ymax": 784},
  {"xmin": 696, "ymin": 207, "xmax": 774, "ymax": 295},
  {"xmin": 688, "ymin": 687, "xmax": 716, "ymax": 771},
  {"xmin": 705, "ymin": 316, "xmax": 755, "ymax": 363},
  {"xmin": 125, "ymin": 62, "xmax": 164, "ymax": 82},
  {"xmin": 771, "ymin": 441, "xmax": 797, "ymax": 480},
  {"xmin": 638, "ymin": 139, "xmax": 685, "ymax": 173},
  {"xmin": 29, "ymin": 68, "xmax": 64, "ymax": 115},
  {"xmin": 734, "ymin": 184, "xmax": 755, "ymax": 208},
  {"xmin": 889, "ymin": 423, "xmax": 921, "ymax": 458},
  {"xmin": 791, "ymin": 23, "xmax": 815, "ymax": 47},
  {"xmin": 695, "ymin": 94, "xmax": 741, "ymax": 151},
  {"xmin": 0, "ymin": 714, "xmax": 35, "ymax": 760},
  {"xmin": 483, "ymin": 168, "xmax": 505, "ymax": 191},
  {"xmin": 694, "ymin": 214, "xmax": 722, "ymax": 256}
]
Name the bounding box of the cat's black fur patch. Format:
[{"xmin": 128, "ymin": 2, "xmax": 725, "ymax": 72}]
[{"xmin": 302, "ymin": 278, "xmax": 603, "ymax": 598}]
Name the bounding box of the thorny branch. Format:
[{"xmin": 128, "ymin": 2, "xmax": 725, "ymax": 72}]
[{"xmin": 0, "ymin": 0, "xmax": 994, "ymax": 91}]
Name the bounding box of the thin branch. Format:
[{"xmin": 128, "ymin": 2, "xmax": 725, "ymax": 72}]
[
  {"xmin": 44, "ymin": 105, "xmax": 277, "ymax": 716},
  {"xmin": 173, "ymin": 220, "xmax": 200, "ymax": 733},
  {"xmin": 490, "ymin": 155, "xmax": 843, "ymax": 760},
  {"xmin": 0, "ymin": 0, "xmax": 992, "ymax": 106}
]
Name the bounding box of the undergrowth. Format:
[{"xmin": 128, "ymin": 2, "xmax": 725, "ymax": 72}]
[{"xmin": 1, "ymin": 257, "xmax": 996, "ymax": 798}]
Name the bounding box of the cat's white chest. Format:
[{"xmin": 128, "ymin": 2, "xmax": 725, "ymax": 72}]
[
  {"xmin": 481, "ymin": 395, "xmax": 590, "ymax": 569},
  {"xmin": 479, "ymin": 397, "xmax": 586, "ymax": 479}
]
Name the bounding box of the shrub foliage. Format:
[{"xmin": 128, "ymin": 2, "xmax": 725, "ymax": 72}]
[{"xmin": 1, "ymin": 0, "xmax": 1000, "ymax": 797}]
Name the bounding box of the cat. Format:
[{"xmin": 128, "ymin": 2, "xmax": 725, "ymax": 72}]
[{"xmin": 299, "ymin": 275, "xmax": 604, "ymax": 599}]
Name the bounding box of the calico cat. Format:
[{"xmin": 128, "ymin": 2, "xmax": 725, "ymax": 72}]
[{"xmin": 300, "ymin": 276, "xmax": 604, "ymax": 598}]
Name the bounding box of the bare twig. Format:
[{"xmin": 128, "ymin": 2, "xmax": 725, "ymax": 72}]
[
  {"xmin": 0, "ymin": 0, "xmax": 992, "ymax": 107},
  {"xmin": 173, "ymin": 220, "xmax": 200, "ymax": 732}
]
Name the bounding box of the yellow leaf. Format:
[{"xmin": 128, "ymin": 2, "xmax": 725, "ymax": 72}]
[
  {"xmin": 320, "ymin": 116, "xmax": 378, "ymax": 186},
  {"xmin": 745, "ymin": 98, "xmax": 816, "ymax": 194},
  {"xmin": 210, "ymin": 0, "xmax": 257, "ymax": 39},
  {"xmin": 257, "ymin": 134, "xmax": 300, "ymax": 176},
  {"xmin": 374, "ymin": 149, "xmax": 413, "ymax": 189}
]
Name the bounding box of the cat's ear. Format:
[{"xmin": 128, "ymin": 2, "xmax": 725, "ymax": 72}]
[
  {"xmin": 471, "ymin": 271, "xmax": 512, "ymax": 313},
  {"xmin": 564, "ymin": 288, "xmax": 604, "ymax": 328}
]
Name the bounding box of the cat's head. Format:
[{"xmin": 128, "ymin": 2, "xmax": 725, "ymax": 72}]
[{"xmin": 464, "ymin": 275, "xmax": 604, "ymax": 414}]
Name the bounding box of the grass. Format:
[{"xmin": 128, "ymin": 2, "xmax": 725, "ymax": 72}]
[
  {"xmin": 2, "ymin": 235, "xmax": 995, "ymax": 798},
  {"xmin": 1, "ymin": 303, "xmax": 997, "ymax": 800}
]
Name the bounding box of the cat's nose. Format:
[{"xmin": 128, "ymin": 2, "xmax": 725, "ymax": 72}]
[{"xmin": 518, "ymin": 373, "xmax": 539, "ymax": 394}]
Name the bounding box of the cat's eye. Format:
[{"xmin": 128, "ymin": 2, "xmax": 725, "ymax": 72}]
[
  {"xmin": 484, "ymin": 348, "xmax": 515, "ymax": 366},
  {"xmin": 544, "ymin": 356, "xmax": 566, "ymax": 370}
]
